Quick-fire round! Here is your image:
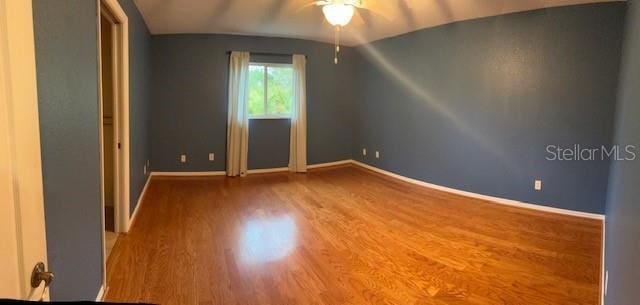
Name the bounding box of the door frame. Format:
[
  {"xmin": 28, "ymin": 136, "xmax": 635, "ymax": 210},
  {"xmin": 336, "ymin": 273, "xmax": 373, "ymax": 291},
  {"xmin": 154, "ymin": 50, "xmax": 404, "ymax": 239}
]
[
  {"xmin": 0, "ymin": 0, "xmax": 49, "ymax": 300},
  {"xmin": 97, "ymin": 0, "xmax": 130, "ymax": 234},
  {"xmin": 97, "ymin": 0, "xmax": 129, "ymax": 294}
]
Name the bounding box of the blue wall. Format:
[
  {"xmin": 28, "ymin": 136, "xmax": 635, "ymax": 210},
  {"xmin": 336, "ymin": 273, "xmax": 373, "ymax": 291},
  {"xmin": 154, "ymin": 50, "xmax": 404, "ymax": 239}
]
[
  {"xmin": 150, "ymin": 35, "xmax": 355, "ymax": 171},
  {"xmin": 352, "ymin": 3, "xmax": 626, "ymax": 214},
  {"xmin": 119, "ymin": 0, "xmax": 153, "ymax": 214},
  {"xmin": 32, "ymin": 0, "xmax": 152, "ymax": 299},
  {"xmin": 605, "ymin": 0, "xmax": 640, "ymax": 304},
  {"xmin": 32, "ymin": 0, "xmax": 103, "ymax": 300},
  {"xmin": 248, "ymin": 119, "xmax": 291, "ymax": 169}
]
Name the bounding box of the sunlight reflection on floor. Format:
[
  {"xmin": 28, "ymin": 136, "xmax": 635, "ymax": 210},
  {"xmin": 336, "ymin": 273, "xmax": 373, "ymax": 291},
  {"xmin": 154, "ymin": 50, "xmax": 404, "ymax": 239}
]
[{"xmin": 239, "ymin": 215, "xmax": 297, "ymax": 265}]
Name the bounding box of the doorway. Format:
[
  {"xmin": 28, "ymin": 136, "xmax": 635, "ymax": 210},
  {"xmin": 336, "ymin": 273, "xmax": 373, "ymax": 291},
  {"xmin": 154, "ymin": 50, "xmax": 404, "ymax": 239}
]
[
  {"xmin": 100, "ymin": 9, "xmax": 118, "ymax": 260},
  {"xmin": 98, "ymin": 0, "xmax": 130, "ymax": 278}
]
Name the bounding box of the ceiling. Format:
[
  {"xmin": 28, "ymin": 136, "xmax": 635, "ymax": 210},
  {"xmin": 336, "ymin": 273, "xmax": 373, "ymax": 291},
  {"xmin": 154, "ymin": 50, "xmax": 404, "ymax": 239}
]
[{"xmin": 133, "ymin": 0, "xmax": 620, "ymax": 46}]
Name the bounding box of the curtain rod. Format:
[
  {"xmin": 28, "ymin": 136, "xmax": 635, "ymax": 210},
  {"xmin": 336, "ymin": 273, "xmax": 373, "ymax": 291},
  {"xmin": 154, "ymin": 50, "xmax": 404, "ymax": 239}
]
[{"xmin": 226, "ymin": 51, "xmax": 307, "ymax": 58}]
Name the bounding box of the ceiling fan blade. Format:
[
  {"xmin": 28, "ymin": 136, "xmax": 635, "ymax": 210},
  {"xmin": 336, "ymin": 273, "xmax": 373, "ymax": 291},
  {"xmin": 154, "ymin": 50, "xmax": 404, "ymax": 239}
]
[
  {"xmin": 293, "ymin": 1, "xmax": 329, "ymax": 14},
  {"xmin": 351, "ymin": 10, "xmax": 366, "ymax": 27},
  {"xmin": 358, "ymin": 7, "xmax": 394, "ymax": 22},
  {"xmin": 357, "ymin": 0, "xmax": 395, "ymax": 21}
]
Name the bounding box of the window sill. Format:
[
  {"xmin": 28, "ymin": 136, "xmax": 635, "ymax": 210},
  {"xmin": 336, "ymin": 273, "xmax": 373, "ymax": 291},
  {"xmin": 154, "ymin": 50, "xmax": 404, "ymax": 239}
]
[{"xmin": 249, "ymin": 116, "xmax": 291, "ymax": 120}]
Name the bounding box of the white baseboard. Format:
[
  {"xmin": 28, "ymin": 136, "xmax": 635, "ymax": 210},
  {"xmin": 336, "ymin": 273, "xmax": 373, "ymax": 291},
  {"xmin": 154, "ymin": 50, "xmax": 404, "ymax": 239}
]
[
  {"xmin": 150, "ymin": 161, "xmax": 604, "ymax": 220},
  {"xmin": 350, "ymin": 160, "xmax": 605, "ymax": 220},
  {"xmin": 151, "ymin": 171, "xmax": 226, "ymax": 177},
  {"xmin": 245, "ymin": 160, "xmax": 353, "ymax": 174},
  {"xmin": 307, "ymin": 159, "xmax": 353, "ymax": 169},
  {"xmin": 129, "ymin": 174, "xmax": 152, "ymax": 228},
  {"xmin": 247, "ymin": 167, "xmax": 289, "ymax": 174},
  {"xmin": 95, "ymin": 285, "xmax": 105, "ymax": 301}
]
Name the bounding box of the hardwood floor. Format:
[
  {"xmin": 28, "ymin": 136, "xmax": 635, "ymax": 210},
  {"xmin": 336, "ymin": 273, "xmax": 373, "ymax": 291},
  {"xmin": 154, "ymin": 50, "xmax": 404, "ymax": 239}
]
[
  {"xmin": 105, "ymin": 231, "xmax": 119, "ymax": 260},
  {"xmin": 105, "ymin": 165, "xmax": 602, "ymax": 305}
]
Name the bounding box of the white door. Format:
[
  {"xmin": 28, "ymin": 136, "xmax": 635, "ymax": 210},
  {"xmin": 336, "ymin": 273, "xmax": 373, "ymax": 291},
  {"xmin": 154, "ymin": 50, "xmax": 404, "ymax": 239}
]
[{"xmin": 0, "ymin": 0, "xmax": 51, "ymax": 301}]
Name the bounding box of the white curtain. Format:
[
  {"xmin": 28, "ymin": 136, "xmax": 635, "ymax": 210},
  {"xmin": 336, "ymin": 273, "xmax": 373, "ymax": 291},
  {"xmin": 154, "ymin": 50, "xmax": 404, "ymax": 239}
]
[
  {"xmin": 226, "ymin": 51, "xmax": 250, "ymax": 176},
  {"xmin": 289, "ymin": 54, "xmax": 307, "ymax": 172}
]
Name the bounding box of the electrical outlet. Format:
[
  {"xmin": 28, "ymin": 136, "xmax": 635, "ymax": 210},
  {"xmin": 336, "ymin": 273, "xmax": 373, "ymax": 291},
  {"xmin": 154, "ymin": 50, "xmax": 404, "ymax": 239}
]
[
  {"xmin": 534, "ymin": 179, "xmax": 542, "ymax": 191},
  {"xmin": 362, "ymin": 148, "xmax": 367, "ymax": 156},
  {"xmin": 375, "ymin": 151, "xmax": 380, "ymax": 159},
  {"xmin": 180, "ymin": 154, "xmax": 187, "ymax": 163},
  {"xmin": 209, "ymin": 153, "xmax": 215, "ymax": 161}
]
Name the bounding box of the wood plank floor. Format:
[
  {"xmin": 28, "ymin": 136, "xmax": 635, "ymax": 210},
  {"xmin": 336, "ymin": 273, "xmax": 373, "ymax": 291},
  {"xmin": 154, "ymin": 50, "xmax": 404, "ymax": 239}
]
[{"xmin": 105, "ymin": 165, "xmax": 602, "ymax": 305}]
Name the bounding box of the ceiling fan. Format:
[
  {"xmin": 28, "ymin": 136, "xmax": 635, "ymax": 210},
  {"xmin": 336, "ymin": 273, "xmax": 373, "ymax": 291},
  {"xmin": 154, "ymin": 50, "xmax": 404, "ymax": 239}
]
[
  {"xmin": 297, "ymin": 0, "xmax": 394, "ymax": 64},
  {"xmin": 315, "ymin": 0, "xmax": 362, "ymax": 27},
  {"xmin": 304, "ymin": 0, "xmax": 361, "ymax": 64},
  {"xmin": 304, "ymin": 0, "xmax": 382, "ymax": 64}
]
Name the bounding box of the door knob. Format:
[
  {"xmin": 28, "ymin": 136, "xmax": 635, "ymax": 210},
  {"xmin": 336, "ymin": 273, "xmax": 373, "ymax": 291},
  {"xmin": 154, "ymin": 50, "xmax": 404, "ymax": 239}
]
[{"xmin": 30, "ymin": 262, "xmax": 54, "ymax": 301}]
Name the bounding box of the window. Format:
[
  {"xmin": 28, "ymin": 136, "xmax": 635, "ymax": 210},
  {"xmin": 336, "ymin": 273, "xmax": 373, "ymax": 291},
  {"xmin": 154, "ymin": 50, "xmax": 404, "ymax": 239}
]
[{"xmin": 248, "ymin": 63, "xmax": 293, "ymax": 118}]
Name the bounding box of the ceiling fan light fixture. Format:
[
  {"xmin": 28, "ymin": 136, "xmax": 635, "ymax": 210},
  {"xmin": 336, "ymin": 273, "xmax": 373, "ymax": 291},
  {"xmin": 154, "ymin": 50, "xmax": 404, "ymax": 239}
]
[{"xmin": 322, "ymin": 3, "xmax": 355, "ymax": 27}]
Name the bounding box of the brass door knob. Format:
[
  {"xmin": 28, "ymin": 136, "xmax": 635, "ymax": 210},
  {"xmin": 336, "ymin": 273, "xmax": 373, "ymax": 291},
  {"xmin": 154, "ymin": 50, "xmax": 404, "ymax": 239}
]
[{"xmin": 30, "ymin": 262, "xmax": 54, "ymax": 301}]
